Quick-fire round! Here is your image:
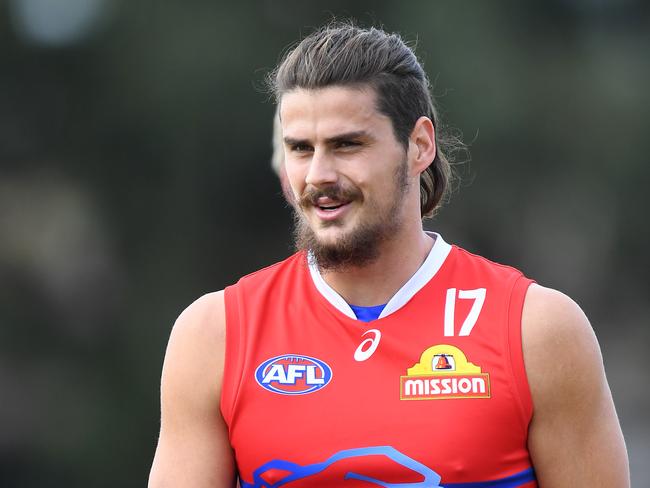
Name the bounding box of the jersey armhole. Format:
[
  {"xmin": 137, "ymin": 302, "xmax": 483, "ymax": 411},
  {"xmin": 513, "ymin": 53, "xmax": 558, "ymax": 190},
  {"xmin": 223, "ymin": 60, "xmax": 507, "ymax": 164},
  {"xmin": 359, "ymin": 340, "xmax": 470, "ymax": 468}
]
[
  {"xmin": 220, "ymin": 284, "xmax": 242, "ymax": 429},
  {"xmin": 507, "ymin": 275, "xmax": 535, "ymax": 432}
]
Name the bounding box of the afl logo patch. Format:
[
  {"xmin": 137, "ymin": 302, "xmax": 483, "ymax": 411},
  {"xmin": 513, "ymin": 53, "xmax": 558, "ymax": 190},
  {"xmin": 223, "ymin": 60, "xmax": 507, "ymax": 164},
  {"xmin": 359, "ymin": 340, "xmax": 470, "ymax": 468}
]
[{"xmin": 255, "ymin": 354, "xmax": 333, "ymax": 395}]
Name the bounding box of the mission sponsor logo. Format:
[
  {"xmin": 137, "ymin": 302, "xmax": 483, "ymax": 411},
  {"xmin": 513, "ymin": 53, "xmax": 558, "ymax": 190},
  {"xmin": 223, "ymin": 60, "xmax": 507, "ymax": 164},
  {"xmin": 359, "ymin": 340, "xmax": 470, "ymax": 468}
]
[
  {"xmin": 255, "ymin": 354, "xmax": 333, "ymax": 395},
  {"xmin": 400, "ymin": 345, "xmax": 490, "ymax": 400}
]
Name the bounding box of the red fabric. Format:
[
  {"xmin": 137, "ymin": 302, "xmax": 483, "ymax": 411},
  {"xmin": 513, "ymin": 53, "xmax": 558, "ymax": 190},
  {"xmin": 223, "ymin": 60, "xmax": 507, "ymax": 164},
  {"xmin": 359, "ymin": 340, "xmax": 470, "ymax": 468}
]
[{"xmin": 222, "ymin": 246, "xmax": 536, "ymax": 486}]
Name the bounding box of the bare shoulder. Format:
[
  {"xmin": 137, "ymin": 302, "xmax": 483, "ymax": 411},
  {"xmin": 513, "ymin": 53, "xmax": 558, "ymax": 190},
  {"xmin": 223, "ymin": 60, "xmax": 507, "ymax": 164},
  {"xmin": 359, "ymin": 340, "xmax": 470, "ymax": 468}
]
[
  {"xmin": 168, "ymin": 291, "xmax": 225, "ymax": 350},
  {"xmin": 149, "ymin": 290, "xmax": 235, "ymax": 488},
  {"xmin": 170, "ymin": 290, "xmax": 226, "ymax": 345},
  {"xmin": 522, "ymin": 283, "xmax": 608, "ymax": 416},
  {"xmin": 522, "ymin": 284, "xmax": 600, "ymax": 382},
  {"xmin": 521, "ymin": 284, "xmax": 629, "ymax": 487},
  {"xmin": 162, "ymin": 290, "xmax": 227, "ymax": 410}
]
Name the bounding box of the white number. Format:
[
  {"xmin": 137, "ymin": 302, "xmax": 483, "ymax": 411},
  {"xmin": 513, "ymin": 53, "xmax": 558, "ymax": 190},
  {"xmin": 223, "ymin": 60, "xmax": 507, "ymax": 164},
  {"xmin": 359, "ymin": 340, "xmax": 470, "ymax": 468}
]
[
  {"xmin": 444, "ymin": 288, "xmax": 486, "ymax": 337},
  {"xmin": 354, "ymin": 329, "xmax": 382, "ymax": 362}
]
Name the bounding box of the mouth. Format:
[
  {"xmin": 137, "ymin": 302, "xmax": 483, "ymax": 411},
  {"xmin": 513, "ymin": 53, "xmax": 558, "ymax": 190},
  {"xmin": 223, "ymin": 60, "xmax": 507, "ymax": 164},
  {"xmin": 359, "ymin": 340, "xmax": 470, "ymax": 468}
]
[
  {"xmin": 313, "ymin": 198, "xmax": 352, "ymax": 221},
  {"xmin": 299, "ymin": 186, "xmax": 361, "ymax": 223},
  {"xmin": 317, "ymin": 202, "xmax": 346, "ymax": 211}
]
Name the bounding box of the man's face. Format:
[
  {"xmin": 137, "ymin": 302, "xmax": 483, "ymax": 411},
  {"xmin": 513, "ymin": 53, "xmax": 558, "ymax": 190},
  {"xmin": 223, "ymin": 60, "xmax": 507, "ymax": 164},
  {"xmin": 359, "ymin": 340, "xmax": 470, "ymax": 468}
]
[{"xmin": 280, "ymin": 85, "xmax": 411, "ymax": 270}]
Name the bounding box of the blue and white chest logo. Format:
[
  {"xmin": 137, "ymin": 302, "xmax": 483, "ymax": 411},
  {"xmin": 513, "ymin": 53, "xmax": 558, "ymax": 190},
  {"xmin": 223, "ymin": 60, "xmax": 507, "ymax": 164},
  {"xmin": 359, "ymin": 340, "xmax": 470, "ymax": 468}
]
[{"xmin": 255, "ymin": 354, "xmax": 333, "ymax": 395}]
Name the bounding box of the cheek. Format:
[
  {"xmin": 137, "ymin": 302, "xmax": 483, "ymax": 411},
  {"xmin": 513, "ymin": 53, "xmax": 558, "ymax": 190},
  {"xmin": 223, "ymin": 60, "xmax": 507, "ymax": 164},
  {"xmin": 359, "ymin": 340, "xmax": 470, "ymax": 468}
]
[
  {"xmin": 278, "ymin": 169, "xmax": 295, "ymax": 203},
  {"xmin": 284, "ymin": 165, "xmax": 306, "ymax": 198}
]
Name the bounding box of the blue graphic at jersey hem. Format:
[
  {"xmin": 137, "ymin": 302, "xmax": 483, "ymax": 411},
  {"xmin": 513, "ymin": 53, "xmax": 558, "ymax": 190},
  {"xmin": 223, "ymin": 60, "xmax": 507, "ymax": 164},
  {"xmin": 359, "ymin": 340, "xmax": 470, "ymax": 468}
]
[
  {"xmin": 441, "ymin": 467, "xmax": 536, "ymax": 487},
  {"xmin": 240, "ymin": 446, "xmax": 442, "ymax": 487},
  {"xmin": 240, "ymin": 447, "xmax": 535, "ymax": 488}
]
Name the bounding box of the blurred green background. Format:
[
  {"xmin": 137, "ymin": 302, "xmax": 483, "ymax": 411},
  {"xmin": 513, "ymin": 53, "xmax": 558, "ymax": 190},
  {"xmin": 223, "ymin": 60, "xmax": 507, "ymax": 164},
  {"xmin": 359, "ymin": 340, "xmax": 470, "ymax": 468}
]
[{"xmin": 1, "ymin": 0, "xmax": 648, "ymax": 486}]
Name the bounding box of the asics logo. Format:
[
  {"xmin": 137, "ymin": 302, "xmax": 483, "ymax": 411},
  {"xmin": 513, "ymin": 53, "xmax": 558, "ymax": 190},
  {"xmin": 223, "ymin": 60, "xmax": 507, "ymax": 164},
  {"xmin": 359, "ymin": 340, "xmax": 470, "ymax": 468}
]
[{"xmin": 354, "ymin": 329, "xmax": 381, "ymax": 362}]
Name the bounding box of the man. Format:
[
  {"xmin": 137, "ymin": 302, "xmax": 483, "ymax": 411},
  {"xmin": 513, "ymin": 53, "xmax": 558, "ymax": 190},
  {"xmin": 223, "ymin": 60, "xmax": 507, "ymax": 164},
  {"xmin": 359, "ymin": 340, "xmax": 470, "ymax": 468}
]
[{"xmin": 148, "ymin": 23, "xmax": 629, "ymax": 487}]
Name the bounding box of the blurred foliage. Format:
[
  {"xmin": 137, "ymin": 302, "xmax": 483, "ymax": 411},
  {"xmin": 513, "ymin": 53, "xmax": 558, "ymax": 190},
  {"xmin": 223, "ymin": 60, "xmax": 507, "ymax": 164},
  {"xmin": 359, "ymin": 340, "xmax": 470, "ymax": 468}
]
[{"xmin": 0, "ymin": 1, "xmax": 648, "ymax": 486}]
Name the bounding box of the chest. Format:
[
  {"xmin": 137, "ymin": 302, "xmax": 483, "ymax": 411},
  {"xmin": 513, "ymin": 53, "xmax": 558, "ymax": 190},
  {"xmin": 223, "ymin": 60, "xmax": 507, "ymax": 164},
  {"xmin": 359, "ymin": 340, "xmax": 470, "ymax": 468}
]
[{"xmin": 228, "ymin": 295, "xmax": 530, "ymax": 486}]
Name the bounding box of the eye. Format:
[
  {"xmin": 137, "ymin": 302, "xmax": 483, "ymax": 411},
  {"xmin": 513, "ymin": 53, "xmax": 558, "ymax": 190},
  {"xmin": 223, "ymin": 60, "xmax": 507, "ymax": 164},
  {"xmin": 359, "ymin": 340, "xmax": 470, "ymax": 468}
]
[
  {"xmin": 335, "ymin": 140, "xmax": 361, "ymax": 149},
  {"xmin": 290, "ymin": 143, "xmax": 313, "ymax": 153}
]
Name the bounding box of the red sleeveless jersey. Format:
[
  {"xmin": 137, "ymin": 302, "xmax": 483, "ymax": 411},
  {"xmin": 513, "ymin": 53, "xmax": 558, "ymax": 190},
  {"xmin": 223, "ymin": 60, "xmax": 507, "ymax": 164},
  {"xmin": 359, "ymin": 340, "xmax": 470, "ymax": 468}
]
[{"xmin": 222, "ymin": 235, "xmax": 536, "ymax": 488}]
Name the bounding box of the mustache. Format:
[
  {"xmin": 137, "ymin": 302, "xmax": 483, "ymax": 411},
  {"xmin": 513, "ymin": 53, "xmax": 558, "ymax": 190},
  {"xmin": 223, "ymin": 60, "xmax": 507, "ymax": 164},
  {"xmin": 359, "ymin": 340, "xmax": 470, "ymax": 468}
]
[{"xmin": 298, "ymin": 184, "xmax": 362, "ymax": 208}]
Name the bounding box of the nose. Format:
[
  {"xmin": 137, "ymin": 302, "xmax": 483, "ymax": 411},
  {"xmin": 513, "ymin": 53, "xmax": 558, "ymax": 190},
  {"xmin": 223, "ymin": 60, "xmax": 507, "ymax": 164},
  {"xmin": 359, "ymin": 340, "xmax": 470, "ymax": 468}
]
[{"xmin": 305, "ymin": 149, "xmax": 338, "ymax": 187}]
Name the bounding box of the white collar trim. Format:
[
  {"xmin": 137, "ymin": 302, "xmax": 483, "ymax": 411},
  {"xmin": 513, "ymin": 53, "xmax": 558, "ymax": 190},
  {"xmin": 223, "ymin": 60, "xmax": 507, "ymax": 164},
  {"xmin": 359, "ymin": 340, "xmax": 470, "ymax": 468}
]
[{"xmin": 307, "ymin": 232, "xmax": 452, "ymax": 320}]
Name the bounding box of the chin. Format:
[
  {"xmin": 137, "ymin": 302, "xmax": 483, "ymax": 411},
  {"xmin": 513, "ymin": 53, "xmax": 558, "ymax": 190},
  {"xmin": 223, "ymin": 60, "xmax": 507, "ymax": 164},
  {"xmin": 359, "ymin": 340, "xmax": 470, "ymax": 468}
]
[
  {"xmin": 312, "ymin": 230, "xmax": 345, "ymax": 248},
  {"xmin": 314, "ymin": 220, "xmax": 355, "ymax": 239}
]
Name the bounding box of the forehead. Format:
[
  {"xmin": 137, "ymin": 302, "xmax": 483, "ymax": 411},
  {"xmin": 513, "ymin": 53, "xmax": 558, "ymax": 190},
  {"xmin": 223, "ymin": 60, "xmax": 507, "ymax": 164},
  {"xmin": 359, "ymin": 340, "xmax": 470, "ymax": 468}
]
[{"xmin": 279, "ymin": 85, "xmax": 391, "ymax": 139}]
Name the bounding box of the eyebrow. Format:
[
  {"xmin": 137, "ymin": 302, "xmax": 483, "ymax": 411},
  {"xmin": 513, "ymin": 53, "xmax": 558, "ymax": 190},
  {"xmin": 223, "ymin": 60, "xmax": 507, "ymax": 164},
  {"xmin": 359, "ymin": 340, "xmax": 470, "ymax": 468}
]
[
  {"xmin": 284, "ymin": 131, "xmax": 371, "ymax": 147},
  {"xmin": 325, "ymin": 131, "xmax": 369, "ymax": 144}
]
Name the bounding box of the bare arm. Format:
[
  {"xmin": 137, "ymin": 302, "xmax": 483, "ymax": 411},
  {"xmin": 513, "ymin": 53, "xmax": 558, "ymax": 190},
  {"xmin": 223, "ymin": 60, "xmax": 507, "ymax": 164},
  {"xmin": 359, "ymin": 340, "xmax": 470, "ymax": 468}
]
[
  {"xmin": 148, "ymin": 291, "xmax": 236, "ymax": 488},
  {"xmin": 522, "ymin": 284, "xmax": 629, "ymax": 487}
]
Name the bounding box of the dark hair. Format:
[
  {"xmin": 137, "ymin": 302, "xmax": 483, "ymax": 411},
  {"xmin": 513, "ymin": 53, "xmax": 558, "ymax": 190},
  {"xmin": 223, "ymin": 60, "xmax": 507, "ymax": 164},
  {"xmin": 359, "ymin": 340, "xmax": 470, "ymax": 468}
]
[{"xmin": 268, "ymin": 21, "xmax": 460, "ymax": 218}]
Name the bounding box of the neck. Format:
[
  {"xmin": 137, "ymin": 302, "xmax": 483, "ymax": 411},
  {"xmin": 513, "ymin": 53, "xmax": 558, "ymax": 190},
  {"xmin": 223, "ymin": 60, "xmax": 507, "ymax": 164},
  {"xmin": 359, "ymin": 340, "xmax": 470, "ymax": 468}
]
[{"xmin": 318, "ymin": 224, "xmax": 434, "ymax": 307}]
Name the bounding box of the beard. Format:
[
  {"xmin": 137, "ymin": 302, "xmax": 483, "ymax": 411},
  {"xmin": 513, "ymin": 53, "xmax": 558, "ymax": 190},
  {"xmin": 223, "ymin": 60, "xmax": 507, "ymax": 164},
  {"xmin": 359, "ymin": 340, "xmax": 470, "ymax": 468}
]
[{"xmin": 291, "ymin": 161, "xmax": 410, "ymax": 271}]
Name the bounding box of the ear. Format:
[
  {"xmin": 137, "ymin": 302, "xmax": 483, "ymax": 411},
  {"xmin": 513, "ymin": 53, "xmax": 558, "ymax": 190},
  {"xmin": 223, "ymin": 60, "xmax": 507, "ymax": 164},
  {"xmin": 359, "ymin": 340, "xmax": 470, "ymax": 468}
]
[{"xmin": 407, "ymin": 116, "xmax": 436, "ymax": 175}]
